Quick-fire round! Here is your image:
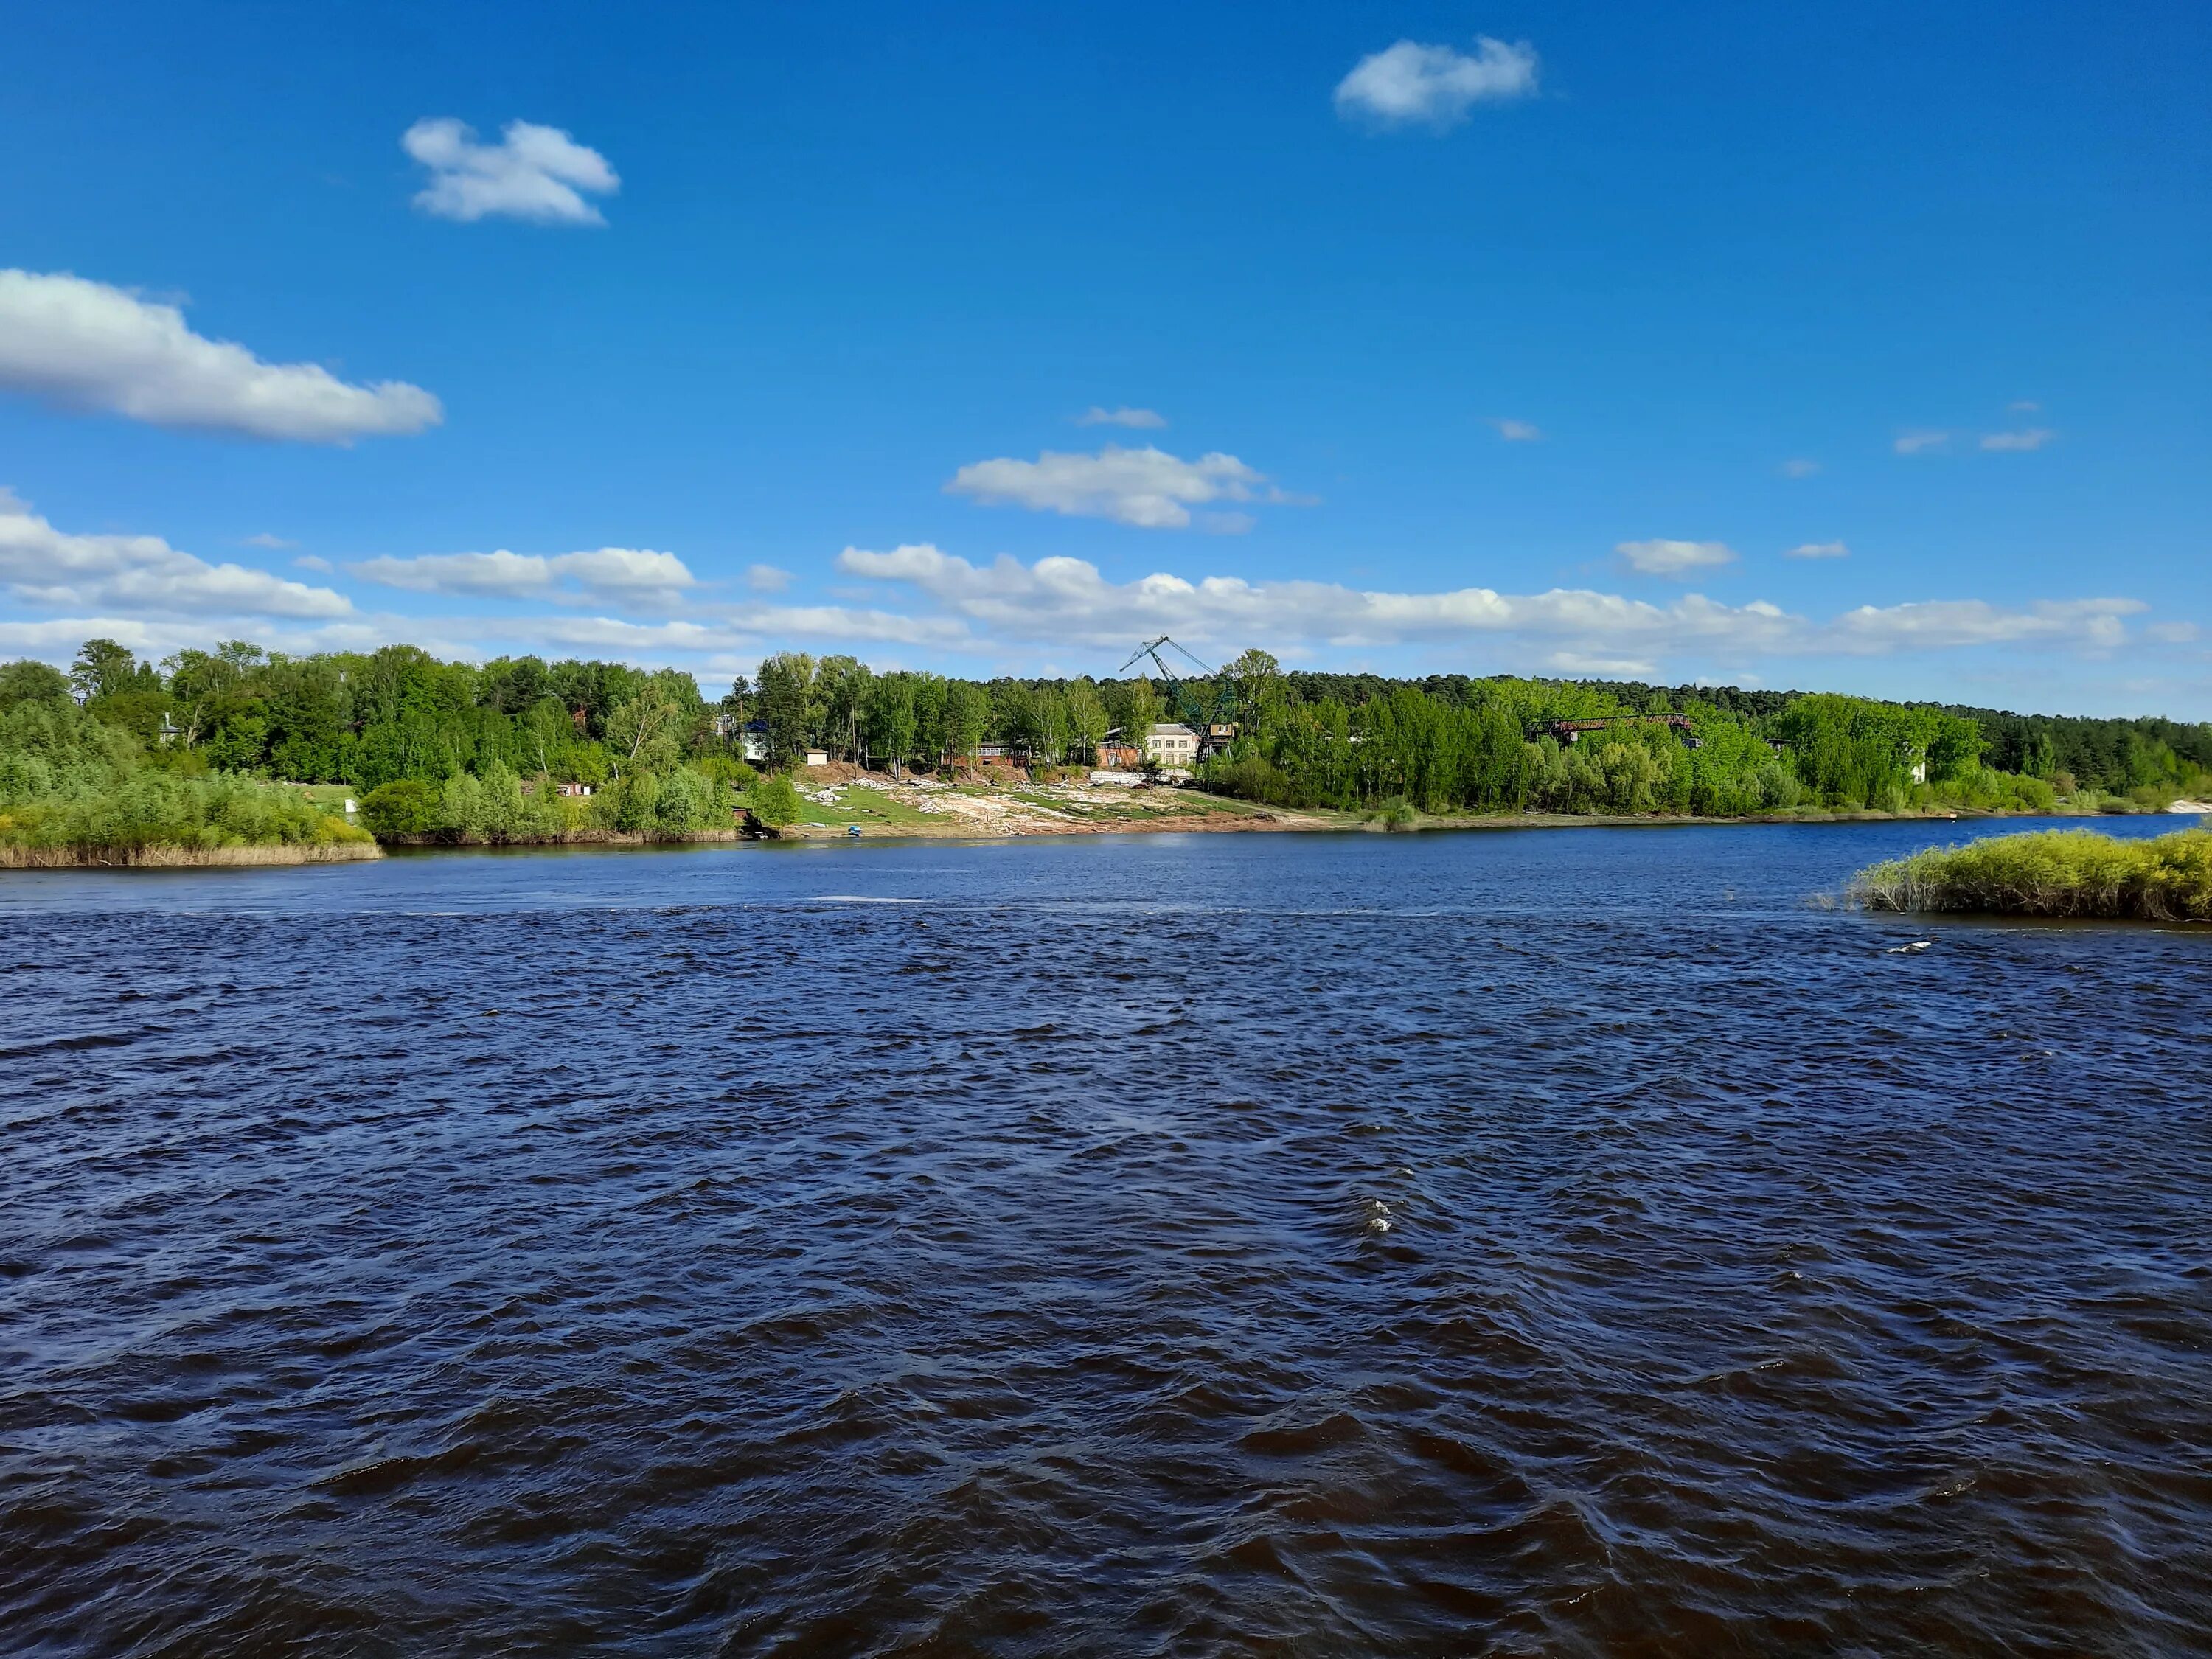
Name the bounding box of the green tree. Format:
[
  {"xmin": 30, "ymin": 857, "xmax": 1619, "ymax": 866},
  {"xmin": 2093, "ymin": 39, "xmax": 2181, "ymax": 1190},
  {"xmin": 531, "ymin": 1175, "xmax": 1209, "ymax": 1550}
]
[
  {"xmin": 757, "ymin": 652, "xmax": 816, "ymax": 765},
  {"xmin": 749, "ymin": 772, "xmax": 803, "ymax": 830},
  {"xmin": 605, "ymin": 689, "xmax": 684, "ymax": 782},
  {"xmin": 1065, "ymin": 678, "xmax": 1108, "ymax": 766},
  {"xmin": 359, "ymin": 779, "xmax": 439, "ymax": 839}
]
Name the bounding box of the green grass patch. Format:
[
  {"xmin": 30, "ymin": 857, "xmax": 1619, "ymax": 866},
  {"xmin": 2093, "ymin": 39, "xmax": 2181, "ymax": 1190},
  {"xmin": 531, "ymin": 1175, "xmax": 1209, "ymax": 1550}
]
[
  {"xmin": 1851, "ymin": 827, "xmax": 2212, "ymax": 921},
  {"xmin": 779, "ymin": 785, "xmax": 943, "ymax": 829}
]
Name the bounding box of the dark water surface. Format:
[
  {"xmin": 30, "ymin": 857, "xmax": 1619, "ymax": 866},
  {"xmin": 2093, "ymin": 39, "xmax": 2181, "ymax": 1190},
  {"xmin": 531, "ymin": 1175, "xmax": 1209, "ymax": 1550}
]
[{"xmin": 4, "ymin": 818, "xmax": 2209, "ymax": 1657}]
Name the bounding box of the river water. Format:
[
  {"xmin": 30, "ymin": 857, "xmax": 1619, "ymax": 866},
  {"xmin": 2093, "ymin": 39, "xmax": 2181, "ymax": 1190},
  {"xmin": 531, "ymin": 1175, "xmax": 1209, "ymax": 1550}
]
[{"xmin": 4, "ymin": 817, "xmax": 2208, "ymax": 1657}]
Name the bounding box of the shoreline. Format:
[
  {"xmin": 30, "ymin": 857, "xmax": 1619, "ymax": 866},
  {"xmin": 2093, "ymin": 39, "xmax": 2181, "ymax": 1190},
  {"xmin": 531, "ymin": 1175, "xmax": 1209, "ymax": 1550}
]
[
  {"xmin": 7, "ymin": 797, "xmax": 2199, "ymax": 870},
  {"xmin": 0, "ymin": 841, "xmax": 383, "ymax": 870}
]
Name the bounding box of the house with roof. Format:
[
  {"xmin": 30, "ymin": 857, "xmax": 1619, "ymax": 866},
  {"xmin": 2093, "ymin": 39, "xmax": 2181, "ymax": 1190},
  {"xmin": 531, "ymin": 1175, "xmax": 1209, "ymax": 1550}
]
[{"xmin": 1144, "ymin": 722, "xmax": 1200, "ymax": 765}]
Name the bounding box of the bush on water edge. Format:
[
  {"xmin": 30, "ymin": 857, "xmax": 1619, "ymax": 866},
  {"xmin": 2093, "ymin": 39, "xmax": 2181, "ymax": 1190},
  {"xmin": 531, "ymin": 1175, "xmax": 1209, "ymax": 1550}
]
[{"xmin": 1851, "ymin": 827, "xmax": 2212, "ymax": 921}]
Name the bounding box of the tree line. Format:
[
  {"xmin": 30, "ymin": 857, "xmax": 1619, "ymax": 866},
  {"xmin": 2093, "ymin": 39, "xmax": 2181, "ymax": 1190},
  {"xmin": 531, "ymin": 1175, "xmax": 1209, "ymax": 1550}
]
[{"xmin": 4, "ymin": 639, "xmax": 2208, "ymax": 852}]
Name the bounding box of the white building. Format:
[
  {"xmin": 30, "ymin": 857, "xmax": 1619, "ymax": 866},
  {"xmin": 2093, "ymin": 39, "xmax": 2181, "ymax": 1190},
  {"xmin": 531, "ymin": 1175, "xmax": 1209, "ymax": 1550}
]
[{"xmin": 1145, "ymin": 723, "xmax": 1199, "ymax": 765}]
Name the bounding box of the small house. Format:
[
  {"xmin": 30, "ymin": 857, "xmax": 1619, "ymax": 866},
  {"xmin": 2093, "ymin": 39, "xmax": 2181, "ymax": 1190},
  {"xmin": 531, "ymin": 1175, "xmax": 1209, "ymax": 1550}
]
[
  {"xmin": 802, "ymin": 748, "xmax": 830, "ymax": 767},
  {"xmin": 556, "ymin": 782, "xmax": 594, "ymax": 798}
]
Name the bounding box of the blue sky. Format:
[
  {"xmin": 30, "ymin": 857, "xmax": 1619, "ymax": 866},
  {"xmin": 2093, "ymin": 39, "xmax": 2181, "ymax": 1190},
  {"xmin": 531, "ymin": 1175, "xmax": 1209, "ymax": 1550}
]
[{"xmin": 2, "ymin": 1, "xmax": 2207, "ymax": 715}]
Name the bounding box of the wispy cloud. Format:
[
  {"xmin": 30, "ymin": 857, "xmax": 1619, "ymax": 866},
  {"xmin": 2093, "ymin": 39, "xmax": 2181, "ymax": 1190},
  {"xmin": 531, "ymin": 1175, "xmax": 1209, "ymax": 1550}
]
[
  {"xmin": 0, "ymin": 269, "xmax": 441, "ymax": 442},
  {"xmin": 2008, "ymin": 400, "xmax": 2041, "ymax": 414},
  {"xmin": 351, "ymin": 547, "xmax": 697, "ymax": 605},
  {"xmin": 0, "ymin": 487, "xmax": 352, "ymax": 619},
  {"xmin": 1785, "ymin": 540, "xmax": 1849, "ymax": 560},
  {"xmin": 1335, "ymin": 37, "xmax": 1540, "ymax": 129},
  {"xmin": 1075, "ymin": 406, "xmax": 1166, "ymax": 429},
  {"xmin": 945, "ymin": 444, "xmax": 1297, "ymax": 529},
  {"xmin": 745, "ymin": 563, "xmax": 793, "ymax": 593},
  {"xmin": 1780, "ymin": 458, "xmax": 1821, "ymax": 479},
  {"xmin": 1616, "ymin": 538, "xmax": 1737, "ymax": 577},
  {"xmin": 1490, "ymin": 417, "xmax": 1543, "ymax": 442},
  {"xmin": 292, "ymin": 554, "xmax": 335, "ymax": 574},
  {"xmin": 403, "ymin": 118, "xmax": 619, "ymax": 226},
  {"xmin": 241, "ymin": 532, "xmax": 296, "ymax": 549},
  {"xmin": 1980, "ymin": 428, "xmax": 2055, "ymax": 451},
  {"xmin": 1894, "ymin": 430, "xmax": 1951, "ymax": 454}
]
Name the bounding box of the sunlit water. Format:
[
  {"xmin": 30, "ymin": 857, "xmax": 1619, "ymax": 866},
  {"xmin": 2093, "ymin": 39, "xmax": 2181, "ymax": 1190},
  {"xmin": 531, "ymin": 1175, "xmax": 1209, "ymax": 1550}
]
[{"xmin": 4, "ymin": 818, "xmax": 2208, "ymax": 1656}]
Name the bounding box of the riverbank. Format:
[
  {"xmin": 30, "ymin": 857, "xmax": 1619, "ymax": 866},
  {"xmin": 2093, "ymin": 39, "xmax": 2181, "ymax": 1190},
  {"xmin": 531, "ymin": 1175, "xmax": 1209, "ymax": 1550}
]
[
  {"xmin": 376, "ymin": 827, "xmax": 746, "ymax": 850},
  {"xmin": 0, "ymin": 840, "xmax": 383, "ymax": 869},
  {"xmin": 759, "ymin": 774, "xmax": 2102, "ymax": 841},
  {"xmin": 1852, "ymin": 827, "xmax": 2212, "ymax": 921}
]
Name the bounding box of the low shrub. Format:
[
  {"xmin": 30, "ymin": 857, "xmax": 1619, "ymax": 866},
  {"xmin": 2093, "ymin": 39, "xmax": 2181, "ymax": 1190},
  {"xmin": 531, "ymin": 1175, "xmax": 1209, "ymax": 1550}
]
[{"xmin": 1852, "ymin": 827, "xmax": 2212, "ymax": 921}]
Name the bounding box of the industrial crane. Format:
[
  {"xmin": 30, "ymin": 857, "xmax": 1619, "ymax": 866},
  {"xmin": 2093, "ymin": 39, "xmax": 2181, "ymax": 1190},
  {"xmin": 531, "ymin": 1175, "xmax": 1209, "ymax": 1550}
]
[{"xmin": 1118, "ymin": 636, "xmax": 1220, "ymax": 726}]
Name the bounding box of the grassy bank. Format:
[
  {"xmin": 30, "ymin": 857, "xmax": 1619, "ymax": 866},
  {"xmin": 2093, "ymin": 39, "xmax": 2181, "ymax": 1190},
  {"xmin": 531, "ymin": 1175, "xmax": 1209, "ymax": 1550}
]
[{"xmin": 1851, "ymin": 827, "xmax": 2212, "ymax": 921}]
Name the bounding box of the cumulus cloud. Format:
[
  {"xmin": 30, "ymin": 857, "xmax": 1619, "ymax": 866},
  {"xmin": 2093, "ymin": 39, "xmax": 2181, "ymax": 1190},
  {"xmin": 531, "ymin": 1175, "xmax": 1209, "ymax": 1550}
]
[
  {"xmin": 292, "ymin": 554, "xmax": 335, "ymax": 573},
  {"xmin": 1616, "ymin": 538, "xmax": 1738, "ymax": 577},
  {"xmin": 1491, "ymin": 417, "xmax": 1543, "ymax": 442},
  {"xmin": 1335, "ymin": 37, "xmax": 1539, "ymax": 128},
  {"xmin": 1829, "ymin": 598, "xmax": 2142, "ymax": 653},
  {"xmin": 1076, "ymin": 406, "xmax": 1166, "ymax": 428},
  {"xmin": 836, "ymin": 543, "xmax": 1794, "ymax": 655},
  {"xmin": 1894, "ymin": 431, "xmax": 1950, "ymax": 454},
  {"xmin": 350, "ymin": 546, "xmax": 697, "ymax": 604},
  {"xmin": 835, "ymin": 543, "xmax": 2151, "ymax": 668},
  {"xmin": 403, "ymin": 119, "xmax": 619, "ymax": 225},
  {"xmin": 0, "ymin": 489, "xmax": 352, "ymax": 619},
  {"xmin": 1785, "ymin": 540, "xmax": 1849, "ymax": 560},
  {"xmin": 1980, "ymin": 428, "xmax": 2055, "ymax": 451},
  {"xmin": 1780, "ymin": 458, "xmax": 1821, "ymax": 479},
  {"xmin": 0, "ymin": 269, "xmax": 442, "ymax": 442},
  {"xmin": 945, "ymin": 444, "xmax": 1293, "ymax": 529},
  {"xmin": 746, "ymin": 563, "xmax": 793, "ymax": 593}
]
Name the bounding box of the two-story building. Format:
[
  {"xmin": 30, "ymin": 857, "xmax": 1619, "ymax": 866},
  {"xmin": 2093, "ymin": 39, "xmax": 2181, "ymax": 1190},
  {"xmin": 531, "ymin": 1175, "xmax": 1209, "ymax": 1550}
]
[{"xmin": 1144, "ymin": 723, "xmax": 1200, "ymax": 765}]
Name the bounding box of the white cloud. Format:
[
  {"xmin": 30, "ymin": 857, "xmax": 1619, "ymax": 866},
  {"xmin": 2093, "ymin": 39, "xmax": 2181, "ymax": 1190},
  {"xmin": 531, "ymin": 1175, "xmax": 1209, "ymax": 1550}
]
[
  {"xmin": 1780, "ymin": 458, "xmax": 1821, "ymax": 479},
  {"xmin": 1076, "ymin": 406, "xmax": 1166, "ymax": 428},
  {"xmin": 1550, "ymin": 651, "xmax": 1658, "ymax": 677},
  {"xmin": 945, "ymin": 444, "xmax": 1291, "ymax": 529},
  {"xmin": 1785, "ymin": 540, "xmax": 1849, "ymax": 559},
  {"xmin": 2143, "ymin": 621, "xmax": 2200, "ymax": 644},
  {"xmin": 1894, "ymin": 431, "xmax": 1950, "ymax": 454},
  {"xmin": 1829, "ymin": 598, "xmax": 2143, "ymax": 653},
  {"xmin": 1616, "ymin": 538, "xmax": 1738, "ymax": 577},
  {"xmin": 350, "ymin": 547, "xmax": 697, "ymax": 604},
  {"xmin": 0, "ymin": 489, "xmax": 352, "ymax": 619},
  {"xmin": 746, "ymin": 563, "xmax": 793, "ymax": 593},
  {"xmin": 1335, "ymin": 37, "xmax": 1540, "ymax": 129},
  {"xmin": 1491, "ymin": 417, "xmax": 1543, "ymax": 442},
  {"xmin": 2009, "ymin": 400, "xmax": 2041, "ymax": 414},
  {"xmin": 403, "ymin": 119, "xmax": 619, "ymax": 226},
  {"xmin": 0, "ymin": 269, "xmax": 442, "ymax": 442},
  {"xmin": 292, "ymin": 554, "xmax": 335, "ymax": 573},
  {"xmin": 1980, "ymin": 428, "xmax": 2055, "ymax": 452},
  {"xmin": 241, "ymin": 532, "xmax": 296, "ymax": 549},
  {"xmin": 836, "ymin": 543, "xmax": 1794, "ymax": 655},
  {"xmin": 835, "ymin": 543, "xmax": 2151, "ymax": 668}
]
